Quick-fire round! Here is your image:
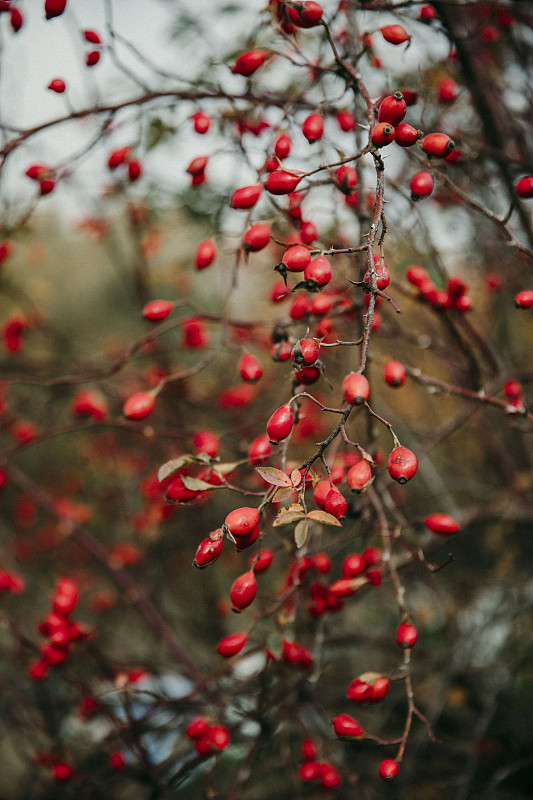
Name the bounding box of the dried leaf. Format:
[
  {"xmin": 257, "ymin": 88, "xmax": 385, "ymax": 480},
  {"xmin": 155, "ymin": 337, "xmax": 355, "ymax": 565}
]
[
  {"xmin": 272, "ymin": 511, "xmax": 306, "ymax": 527},
  {"xmin": 272, "ymin": 486, "xmax": 295, "ymax": 503},
  {"xmin": 306, "ymin": 509, "xmax": 342, "ymax": 527},
  {"xmin": 290, "ymin": 468, "xmax": 302, "ymax": 487},
  {"xmin": 256, "ymin": 466, "xmax": 293, "ymax": 487},
  {"xmin": 181, "ymin": 476, "xmax": 214, "ymax": 491},
  {"xmin": 215, "ymin": 461, "xmax": 241, "ymax": 475},
  {"xmin": 294, "ymin": 518, "xmax": 309, "ymax": 548},
  {"xmin": 157, "ymin": 456, "xmax": 193, "ymax": 483}
]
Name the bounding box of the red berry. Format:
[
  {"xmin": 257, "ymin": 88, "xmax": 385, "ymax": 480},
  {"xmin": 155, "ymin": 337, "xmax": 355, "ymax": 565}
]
[
  {"xmin": 86, "ymin": 50, "xmax": 101, "ymax": 67},
  {"xmin": 364, "ymin": 258, "xmax": 390, "ymax": 290},
  {"xmin": 302, "ymin": 113, "xmax": 324, "ymax": 143},
  {"xmin": 378, "ymin": 759, "xmax": 399, "ymax": 781},
  {"xmin": 424, "ymin": 513, "xmax": 459, "ymax": 535},
  {"xmin": 324, "ymin": 487, "xmax": 347, "ymax": 520},
  {"xmin": 209, "ymin": 725, "xmax": 230, "ymax": 750},
  {"xmin": 165, "ymin": 476, "xmax": 199, "ymax": 503},
  {"xmin": 419, "ymin": 4, "xmax": 437, "ymax": 19},
  {"xmin": 231, "ymin": 49, "xmax": 268, "ymax": 76},
  {"xmin": 274, "ymin": 133, "xmax": 292, "ymax": 159},
  {"xmin": 397, "ymin": 621, "xmax": 418, "ymax": 648},
  {"xmin": 52, "ymin": 763, "xmax": 73, "ymax": 781},
  {"xmin": 420, "ymin": 132, "xmax": 455, "ymax": 158},
  {"xmin": 302, "ymin": 739, "xmax": 317, "ymax": 761},
  {"xmin": 265, "ymin": 170, "xmax": 302, "ymax": 195},
  {"xmin": 515, "ymin": 290, "xmax": 533, "ymax": 309},
  {"xmin": 335, "ymin": 165, "xmax": 358, "ymax": 195},
  {"xmin": 516, "ymin": 176, "xmax": 533, "ymax": 199},
  {"xmin": 342, "ymin": 372, "xmax": 370, "ymax": 405},
  {"xmin": 336, "ymin": 109, "xmax": 355, "ymax": 132},
  {"xmin": 109, "ymin": 751, "xmax": 126, "ymax": 770},
  {"xmin": 247, "ymin": 433, "xmax": 272, "ymax": 464},
  {"xmin": 225, "ymin": 507, "xmax": 260, "ymax": 538},
  {"xmin": 332, "ymin": 713, "xmax": 363, "ymax": 738},
  {"xmin": 319, "ymin": 762, "xmax": 342, "ymax": 788},
  {"xmin": 231, "ymin": 184, "xmax": 263, "ymax": 209},
  {"xmin": 239, "ymin": 352, "xmax": 263, "ymax": 383},
  {"xmin": 10, "ymin": 7, "xmax": 23, "ymax": 31},
  {"xmin": 45, "ymin": 0, "xmax": 67, "ymax": 20},
  {"xmin": 39, "ymin": 179, "xmax": 55, "ymax": 195},
  {"xmin": 410, "ymin": 170, "xmax": 434, "ymax": 200},
  {"xmin": 192, "ymin": 111, "xmax": 211, "ymax": 134},
  {"xmin": 346, "ymin": 459, "xmax": 373, "ymax": 491},
  {"xmin": 282, "ymin": 245, "xmax": 311, "ymax": 273},
  {"xmin": 123, "ymin": 391, "xmax": 155, "ymax": 420},
  {"xmin": 84, "ymin": 29, "xmax": 101, "ymax": 44},
  {"xmin": 186, "ymin": 155, "xmax": 208, "ymax": 176},
  {"xmin": 251, "ymin": 548, "xmax": 273, "ymax": 573},
  {"xmin": 387, "ymin": 445, "xmax": 418, "ymax": 483},
  {"xmin": 195, "ymin": 239, "xmax": 217, "ymax": 270},
  {"xmin": 383, "ymin": 360, "xmax": 406, "ymax": 387},
  {"xmin": 142, "ymin": 299, "xmax": 174, "ymax": 321},
  {"xmin": 406, "ymin": 264, "xmax": 429, "ymax": 287},
  {"xmin": 503, "ymin": 380, "xmax": 522, "ymax": 401},
  {"xmin": 48, "ymin": 78, "xmax": 66, "ymax": 93},
  {"xmin": 304, "ymin": 255, "xmax": 332, "ymax": 287},
  {"xmin": 216, "ymin": 632, "xmax": 248, "ymax": 658},
  {"xmin": 194, "ymin": 536, "xmax": 224, "ymax": 568},
  {"xmin": 127, "ymin": 160, "xmax": 142, "ymax": 181},
  {"xmin": 185, "ymin": 717, "xmax": 210, "ymax": 739},
  {"xmin": 243, "ymin": 224, "xmax": 270, "ymax": 252},
  {"xmin": 395, "ymin": 123, "xmax": 420, "ymax": 147},
  {"xmin": 380, "ymin": 24, "xmax": 410, "ymax": 45},
  {"xmin": 378, "ymin": 92, "xmax": 406, "ymax": 126},
  {"xmin": 230, "ymin": 571, "xmax": 257, "ymax": 612},
  {"xmin": 341, "ymin": 553, "xmax": 365, "ymax": 578},
  {"xmin": 372, "ymin": 123, "xmax": 395, "ymax": 148},
  {"xmin": 438, "ymin": 78, "xmax": 458, "ymax": 102},
  {"xmin": 266, "ymin": 403, "xmax": 293, "ymax": 443},
  {"xmin": 192, "ymin": 429, "xmax": 220, "ymax": 457},
  {"xmin": 288, "ymin": 0, "xmax": 323, "ymax": 28},
  {"xmin": 182, "ymin": 317, "xmax": 209, "ymax": 348},
  {"xmin": 291, "ymin": 338, "xmax": 319, "ymax": 366}
]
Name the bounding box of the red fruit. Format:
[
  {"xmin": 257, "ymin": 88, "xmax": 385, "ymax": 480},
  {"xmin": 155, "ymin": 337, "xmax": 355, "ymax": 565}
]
[
  {"xmin": 185, "ymin": 717, "xmax": 210, "ymax": 739},
  {"xmin": 10, "ymin": 8, "xmax": 23, "ymax": 31},
  {"xmin": 288, "ymin": 0, "xmax": 323, "ymax": 28},
  {"xmin": 410, "ymin": 170, "xmax": 434, "ymax": 200},
  {"xmin": 195, "ymin": 238, "xmax": 216, "ymax": 270},
  {"xmin": 107, "ymin": 147, "xmax": 131, "ymax": 170},
  {"xmin": 319, "ymin": 762, "xmax": 342, "ymax": 788},
  {"xmin": 239, "ymin": 352, "xmax": 263, "ymax": 383},
  {"xmin": 304, "ymin": 255, "xmax": 332, "ymax": 287},
  {"xmin": 282, "ymin": 244, "xmax": 311, "ymax": 273},
  {"xmin": 514, "ymin": 290, "xmax": 533, "ymax": 309},
  {"xmin": 225, "ymin": 507, "xmax": 260, "ymax": 538},
  {"xmin": 383, "ymin": 360, "xmax": 406, "ymax": 387},
  {"xmin": 420, "ymin": 132, "xmax": 455, "ymax": 158},
  {"xmin": 195, "ymin": 734, "xmax": 214, "ymax": 755},
  {"xmin": 336, "ymin": 109, "xmax": 355, "ymax": 132},
  {"xmin": 294, "ymin": 365, "xmax": 320, "ymax": 385},
  {"xmin": 127, "ymin": 160, "xmax": 142, "ymax": 183},
  {"xmin": 266, "ymin": 403, "xmax": 293, "ymax": 443},
  {"xmin": 397, "ymin": 621, "xmax": 418, "ymax": 648},
  {"xmin": 387, "ymin": 445, "xmax": 418, "ymax": 483},
  {"xmin": 364, "ymin": 259, "xmax": 390, "ymax": 290},
  {"xmin": 371, "ymin": 123, "xmax": 395, "ymax": 148},
  {"xmin": 378, "ymin": 92, "xmax": 406, "ymax": 126},
  {"xmin": 86, "ymin": 50, "xmax": 101, "ymax": 67},
  {"xmin": 516, "ymin": 176, "xmax": 533, "ymax": 199},
  {"xmin": 142, "ymin": 299, "xmax": 174, "ymax": 322},
  {"xmin": 406, "ymin": 264, "xmax": 429, "ymax": 287},
  {"xmin": 233, "ymin": 526, "xmax": 259, "ymax": 552},
  {"xmin": 335, "ymin": 165, "xmax": 358, "ymax": 194},
  {"xmin": 39, "ymin": 179, "xmax": 55, "ymax": 195},
  {"xmin": 292, "ymin": 337, "xmax": 319, "ymax": 366},
  {"xmin": 504, "ymin": 380, "xmax": 522, "ymax": 401},
  {"xmin": 192, "ymin": 111, "xmax": 210, "ymax": 134},
  {"xmin": 123, "ymin": 391, "xmax": 155, "ymax": 420},
  {"xmin": 341, "ymin": 553, "xmax": 365, "ymax": 578},
  {"xmin": 419, "ymin": 3, "xmax": 437, "ymax": 19},
  {"xmin": 424, "ymin": 513, "xmax": 459, "ymax": 535},
  {"xmin": 165, "ymin": 476, "xmax": 199, "ymax": 503},
  {"xmin": 313, "ymin": 479, "xmax": 331, "ymax": 510},
  {"xmin": 182, "ymin": 317, "xmax": 209, "ymax": 348},
  {"xmin": 243, "ymin": 223, "xmax": 270, "ymax": 252},
  {"xmin": 84, "ymin": 29, "xmax": 101, "ymax": 44},
  {"xmin": 265, "ymin": 170, "xmax": 301, "ymax": 195},
  {"xmin": 342, "ymin": 372, "xmax": 370, "ymax": 405},
  {"xmin": 52, "ymin": 763, "xmax": 73, "ymax": 781},
  {"xmin": 380, "ymin": 24, "xmax": 410, "ymax": 44},
  {"xmin": 48, "ymin": 78, "xmax": 65, "ymax": 93},
  {"xmin": 26, "ymin": 163, "xmax": 50, "ymax": 181},
  {"xmin": 248, "ymin": 433, "xmax": 272, "ymax": 464},
  {"xmin": 109, "ymin": 752, "xmax": 126, "ymax": 770},
  {"xmin": 332, "ymin": 713, "xmax": 363, "ymax": 737},
  {"xmin": 395, "ymin": 122, "xmax": 420, "ymax": 147},
  {"xmin": 230, "ymin": 184, "xmax": 263, "ymax": 209},
  {"xmin": 324, "ymin": 488, "xmax": 347, "ymax": 520},
  {"xmin": 299, "ymin": 761, "xmax": 320, "ymax": 781},
  {"xmin": 274, "ymin": 133, "xmax": 292, "ymax": 159},
  {"xmin": 438, "ymin": 77, "xmax": 458, "ymax": 102},
  {"xmin": 209, "ymin": 725, "xmax": 230, "ymax": 750},
  {"xmin": 230, "ymin": 571, "xmax": 257, "ymax": 612},
  {"xmin": 251, "ymin": 548, "xmax": 273, "ymax": 573},
  {"xmin": 192, "ymin": 429, "xmax": 219, "ymax": 457},
  {"xmin": 302, "ymin": 113, "xmax": 324, "ymax": 143},
  {"xmin": 302, "ymin": 739, "xmax": 317, "ymax": 761},
  {"xmin": 194, "ymin": 536, "xmax": 224, "ymax": 568},
  {"xmin": 347, "ymin": 460, "xmax": 372, "ymax": 491},
  {"xmin": 216, "ymin": 632, "xmax": 248, "ymax": 658},
  {"xmin": 232, "ymin": 49, "xmax": 267, "ymax": 76},
  {"xmin": 379, "ymin": 759, "xmax": 399, "ymax": 781},
  {"xmin": 186, "ymin": 156, "xmax": 208, "ymax": 176},
  {"xmin": 45, "ymin": 0, "xmax": 67, "ymax": 19}
]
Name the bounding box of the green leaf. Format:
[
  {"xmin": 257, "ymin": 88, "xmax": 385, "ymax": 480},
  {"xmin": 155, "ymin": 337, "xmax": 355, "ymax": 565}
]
[
  {"xmin": 157, "ymin": 456, "xmax": 194, "ymax": 483},
  {"xmin": 256, "ymin": 466, "xmax": 293, "ymax": 487},
  {"xmin": 180, "ymin": 476, "xmax": 214, "ymax": 492},
  {"xmin": 294, "ymin": 519, "xmax": 309, "ymax": 548},
  {"xmin": 306, "ymin": 509, "xmax": 342, "ymax": 527},
  {"xmin": 272, "ymin": 511, "xmax": 306, "ymax": 527},
  {"xmin": 145, "ymin": 117, "xmax": 177, "ymax": 151}
]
